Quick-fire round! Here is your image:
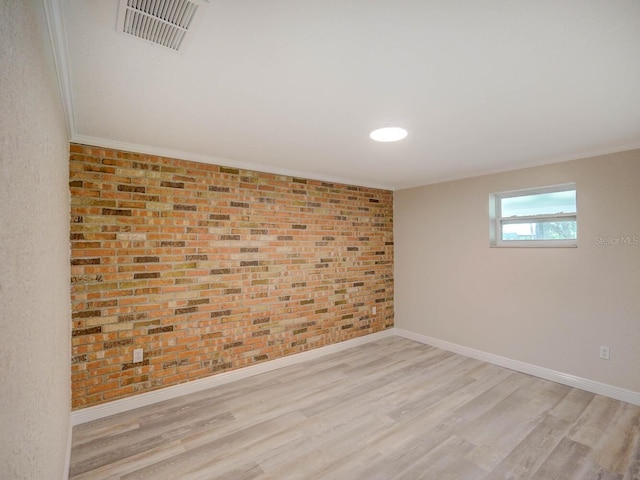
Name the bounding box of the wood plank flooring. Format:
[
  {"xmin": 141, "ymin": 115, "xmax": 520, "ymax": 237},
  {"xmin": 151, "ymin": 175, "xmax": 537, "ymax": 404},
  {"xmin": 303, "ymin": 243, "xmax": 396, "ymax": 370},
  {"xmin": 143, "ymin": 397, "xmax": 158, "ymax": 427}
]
[{"xmin": 70, "ymin": 337, "xmax": 640, "ymax": 479}]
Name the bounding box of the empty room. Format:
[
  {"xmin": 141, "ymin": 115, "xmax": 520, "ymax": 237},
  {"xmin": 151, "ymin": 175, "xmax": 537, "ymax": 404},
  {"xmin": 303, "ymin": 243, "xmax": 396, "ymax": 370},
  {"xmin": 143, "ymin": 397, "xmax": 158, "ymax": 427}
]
[{"xmin": 1, "ymin": 1, "xmax": 639, "ymax": 479}]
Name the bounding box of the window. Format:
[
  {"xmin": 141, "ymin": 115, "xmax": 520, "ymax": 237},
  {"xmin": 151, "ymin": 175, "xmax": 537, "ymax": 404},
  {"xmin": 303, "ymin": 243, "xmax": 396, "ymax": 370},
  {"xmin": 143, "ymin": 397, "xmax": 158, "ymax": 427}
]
[{"xmin": 490, "ymin": 184, "xmax": 577, "ymax": 247}]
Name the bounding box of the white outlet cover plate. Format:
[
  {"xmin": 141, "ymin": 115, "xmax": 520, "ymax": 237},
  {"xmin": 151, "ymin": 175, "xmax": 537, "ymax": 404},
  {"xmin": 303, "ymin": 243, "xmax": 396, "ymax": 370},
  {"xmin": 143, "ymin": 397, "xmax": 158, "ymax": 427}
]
[{"xmin": 133, "ymin": 349, "xmax": 143, "ymax": 363}]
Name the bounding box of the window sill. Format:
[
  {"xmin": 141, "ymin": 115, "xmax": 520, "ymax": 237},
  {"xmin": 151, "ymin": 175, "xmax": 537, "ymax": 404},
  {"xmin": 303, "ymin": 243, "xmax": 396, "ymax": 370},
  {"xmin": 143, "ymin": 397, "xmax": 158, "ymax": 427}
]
[{"xmin": 490, "ymin": 243, "xmax": 577, "ymax": 248}]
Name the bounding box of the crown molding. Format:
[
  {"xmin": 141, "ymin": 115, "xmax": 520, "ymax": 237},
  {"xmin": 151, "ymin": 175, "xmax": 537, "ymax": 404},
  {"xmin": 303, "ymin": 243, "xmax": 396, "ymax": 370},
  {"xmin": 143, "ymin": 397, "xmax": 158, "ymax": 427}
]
[
  {"xmin": 42, "ymin": 0, "xmax": 76, "ymax": 140},
  {"xmin": 71, "ymin": 134, "xmax": 395, "ymax": 191},
  {"xmin": 40, "ymin": 0, "xmax": 394, "ymax": 194},
  {"xmin": 396, "ymin": 143, "xmax": 640, "ymax": 190}
]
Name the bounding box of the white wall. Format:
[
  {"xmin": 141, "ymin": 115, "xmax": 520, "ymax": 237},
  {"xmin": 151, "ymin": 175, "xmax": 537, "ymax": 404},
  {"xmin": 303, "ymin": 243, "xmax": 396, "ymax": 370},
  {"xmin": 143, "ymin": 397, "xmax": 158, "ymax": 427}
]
[
  {"xmin": 0, "ymin": 1, "xmax": 71, "ymax": 478},
  {"xmin": 395, "ymin": 150, "xmax": 640, "ymax": 394}
]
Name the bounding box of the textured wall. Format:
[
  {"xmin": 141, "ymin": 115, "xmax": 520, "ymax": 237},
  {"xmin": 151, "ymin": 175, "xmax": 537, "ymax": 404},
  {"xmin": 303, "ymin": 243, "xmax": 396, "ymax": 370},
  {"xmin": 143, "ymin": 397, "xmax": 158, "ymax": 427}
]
[
  {"xmin": 0, "ymin": 1, "xmax": 71, "ymax": 479},
  {"xmin": 70, "ymin": 145, "xmax": 394, "ymax": 409},
  {"xmin": 395, "ymin": 149, "xmax": 640, "ymax": 393}
]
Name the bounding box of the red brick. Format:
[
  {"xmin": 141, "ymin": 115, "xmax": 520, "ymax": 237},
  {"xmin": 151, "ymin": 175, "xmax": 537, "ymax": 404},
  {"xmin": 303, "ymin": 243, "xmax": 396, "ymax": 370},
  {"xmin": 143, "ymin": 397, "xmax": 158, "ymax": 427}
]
[{"xmin": 69, "ymin": 143, "xmax": 394, "ymax": 409}]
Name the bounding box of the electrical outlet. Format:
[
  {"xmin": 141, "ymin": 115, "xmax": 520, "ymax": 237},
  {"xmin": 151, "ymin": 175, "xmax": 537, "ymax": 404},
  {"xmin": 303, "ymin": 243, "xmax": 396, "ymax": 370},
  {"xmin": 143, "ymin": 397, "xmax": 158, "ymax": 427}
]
[
  {"xmin": 133, "ymin": 348, "xmax": 143, "ymax": 363},
  {"xmin": 599, "ymin": 346, "xmax": 610, "ymax": 360},
  {"xmin": 372, "ymin": 306, "xmax": 377, "ymax": 315}
]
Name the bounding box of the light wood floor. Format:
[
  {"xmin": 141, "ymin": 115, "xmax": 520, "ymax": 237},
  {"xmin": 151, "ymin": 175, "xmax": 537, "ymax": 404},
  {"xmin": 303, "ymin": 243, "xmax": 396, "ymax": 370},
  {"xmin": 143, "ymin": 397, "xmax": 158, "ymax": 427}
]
[{"xmin": 70, "ymin": 337, "xmax": 640, "ymax": 479}]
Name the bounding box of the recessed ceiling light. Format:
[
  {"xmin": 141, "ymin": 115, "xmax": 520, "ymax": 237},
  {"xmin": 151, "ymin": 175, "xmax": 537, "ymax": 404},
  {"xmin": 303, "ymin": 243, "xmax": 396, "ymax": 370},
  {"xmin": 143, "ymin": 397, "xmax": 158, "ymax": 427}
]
[{"xmin": 370, "ymin": 127, "xmax": 408, "ymax": 142}]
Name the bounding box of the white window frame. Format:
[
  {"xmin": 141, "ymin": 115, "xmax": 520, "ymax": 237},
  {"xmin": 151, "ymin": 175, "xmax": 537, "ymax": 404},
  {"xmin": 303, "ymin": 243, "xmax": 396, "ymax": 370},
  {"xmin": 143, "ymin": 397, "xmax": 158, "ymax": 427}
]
[{"xmin": 489, "ymin": 183, "xmax": 577, "ymax": 248}]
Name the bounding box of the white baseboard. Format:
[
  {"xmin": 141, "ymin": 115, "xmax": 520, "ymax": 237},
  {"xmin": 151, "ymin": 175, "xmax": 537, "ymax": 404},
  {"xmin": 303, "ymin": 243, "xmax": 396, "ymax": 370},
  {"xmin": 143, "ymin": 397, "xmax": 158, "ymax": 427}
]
[
  {"xmin": 71, "ymin": 329, "xmax": 394, "ymax": 425},
  {"xmin": 63, "ymin": 419, "xmax": 72, "ymax": 480},
  {"xmin": 71, "ymin": 326, "xmax": 640, "ymax": 426},
  {"xmin": 395, "ymin": 328, "xmax": 640, "ymax": 406}
]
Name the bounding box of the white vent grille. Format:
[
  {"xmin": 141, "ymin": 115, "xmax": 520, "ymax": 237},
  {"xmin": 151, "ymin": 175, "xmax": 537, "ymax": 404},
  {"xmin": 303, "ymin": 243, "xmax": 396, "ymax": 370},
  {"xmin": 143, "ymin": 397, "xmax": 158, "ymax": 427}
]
[{"xmin": 117, "ymin": 0, "xmax": 207, "ymax": 51}]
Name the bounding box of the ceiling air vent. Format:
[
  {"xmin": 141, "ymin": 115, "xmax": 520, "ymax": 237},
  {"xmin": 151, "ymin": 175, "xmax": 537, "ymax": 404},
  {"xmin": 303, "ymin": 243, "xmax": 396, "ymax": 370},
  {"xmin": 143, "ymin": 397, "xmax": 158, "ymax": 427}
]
[{"xmin": 117, "ymin": 0, "xmax": 208, "ymax": 51}]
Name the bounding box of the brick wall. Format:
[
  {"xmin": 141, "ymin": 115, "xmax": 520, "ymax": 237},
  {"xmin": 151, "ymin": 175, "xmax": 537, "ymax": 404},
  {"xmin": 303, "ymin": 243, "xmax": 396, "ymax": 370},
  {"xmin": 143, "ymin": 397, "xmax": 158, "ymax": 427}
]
[{"xmin": 70, "ymin": 144, "xmax": 394, "ymax": 409}]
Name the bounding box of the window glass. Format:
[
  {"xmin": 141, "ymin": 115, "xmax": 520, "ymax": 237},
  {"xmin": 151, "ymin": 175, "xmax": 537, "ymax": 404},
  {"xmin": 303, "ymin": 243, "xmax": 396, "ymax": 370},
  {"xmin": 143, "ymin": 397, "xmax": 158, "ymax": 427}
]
[
  {"xmin": 500, "ymin": 190, "xmax": 576, "ymax": 217},
  {"xmin": 501, "ymin": 219, "xmax": 577, "ymax": 241}
]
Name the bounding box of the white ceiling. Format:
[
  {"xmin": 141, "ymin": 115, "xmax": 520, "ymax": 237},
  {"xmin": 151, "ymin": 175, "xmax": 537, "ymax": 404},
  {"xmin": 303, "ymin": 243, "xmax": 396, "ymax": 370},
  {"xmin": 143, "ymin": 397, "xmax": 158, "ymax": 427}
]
[{"xmin": 54, "ymin": 0, "xmax": 640, "ymax": 190}]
